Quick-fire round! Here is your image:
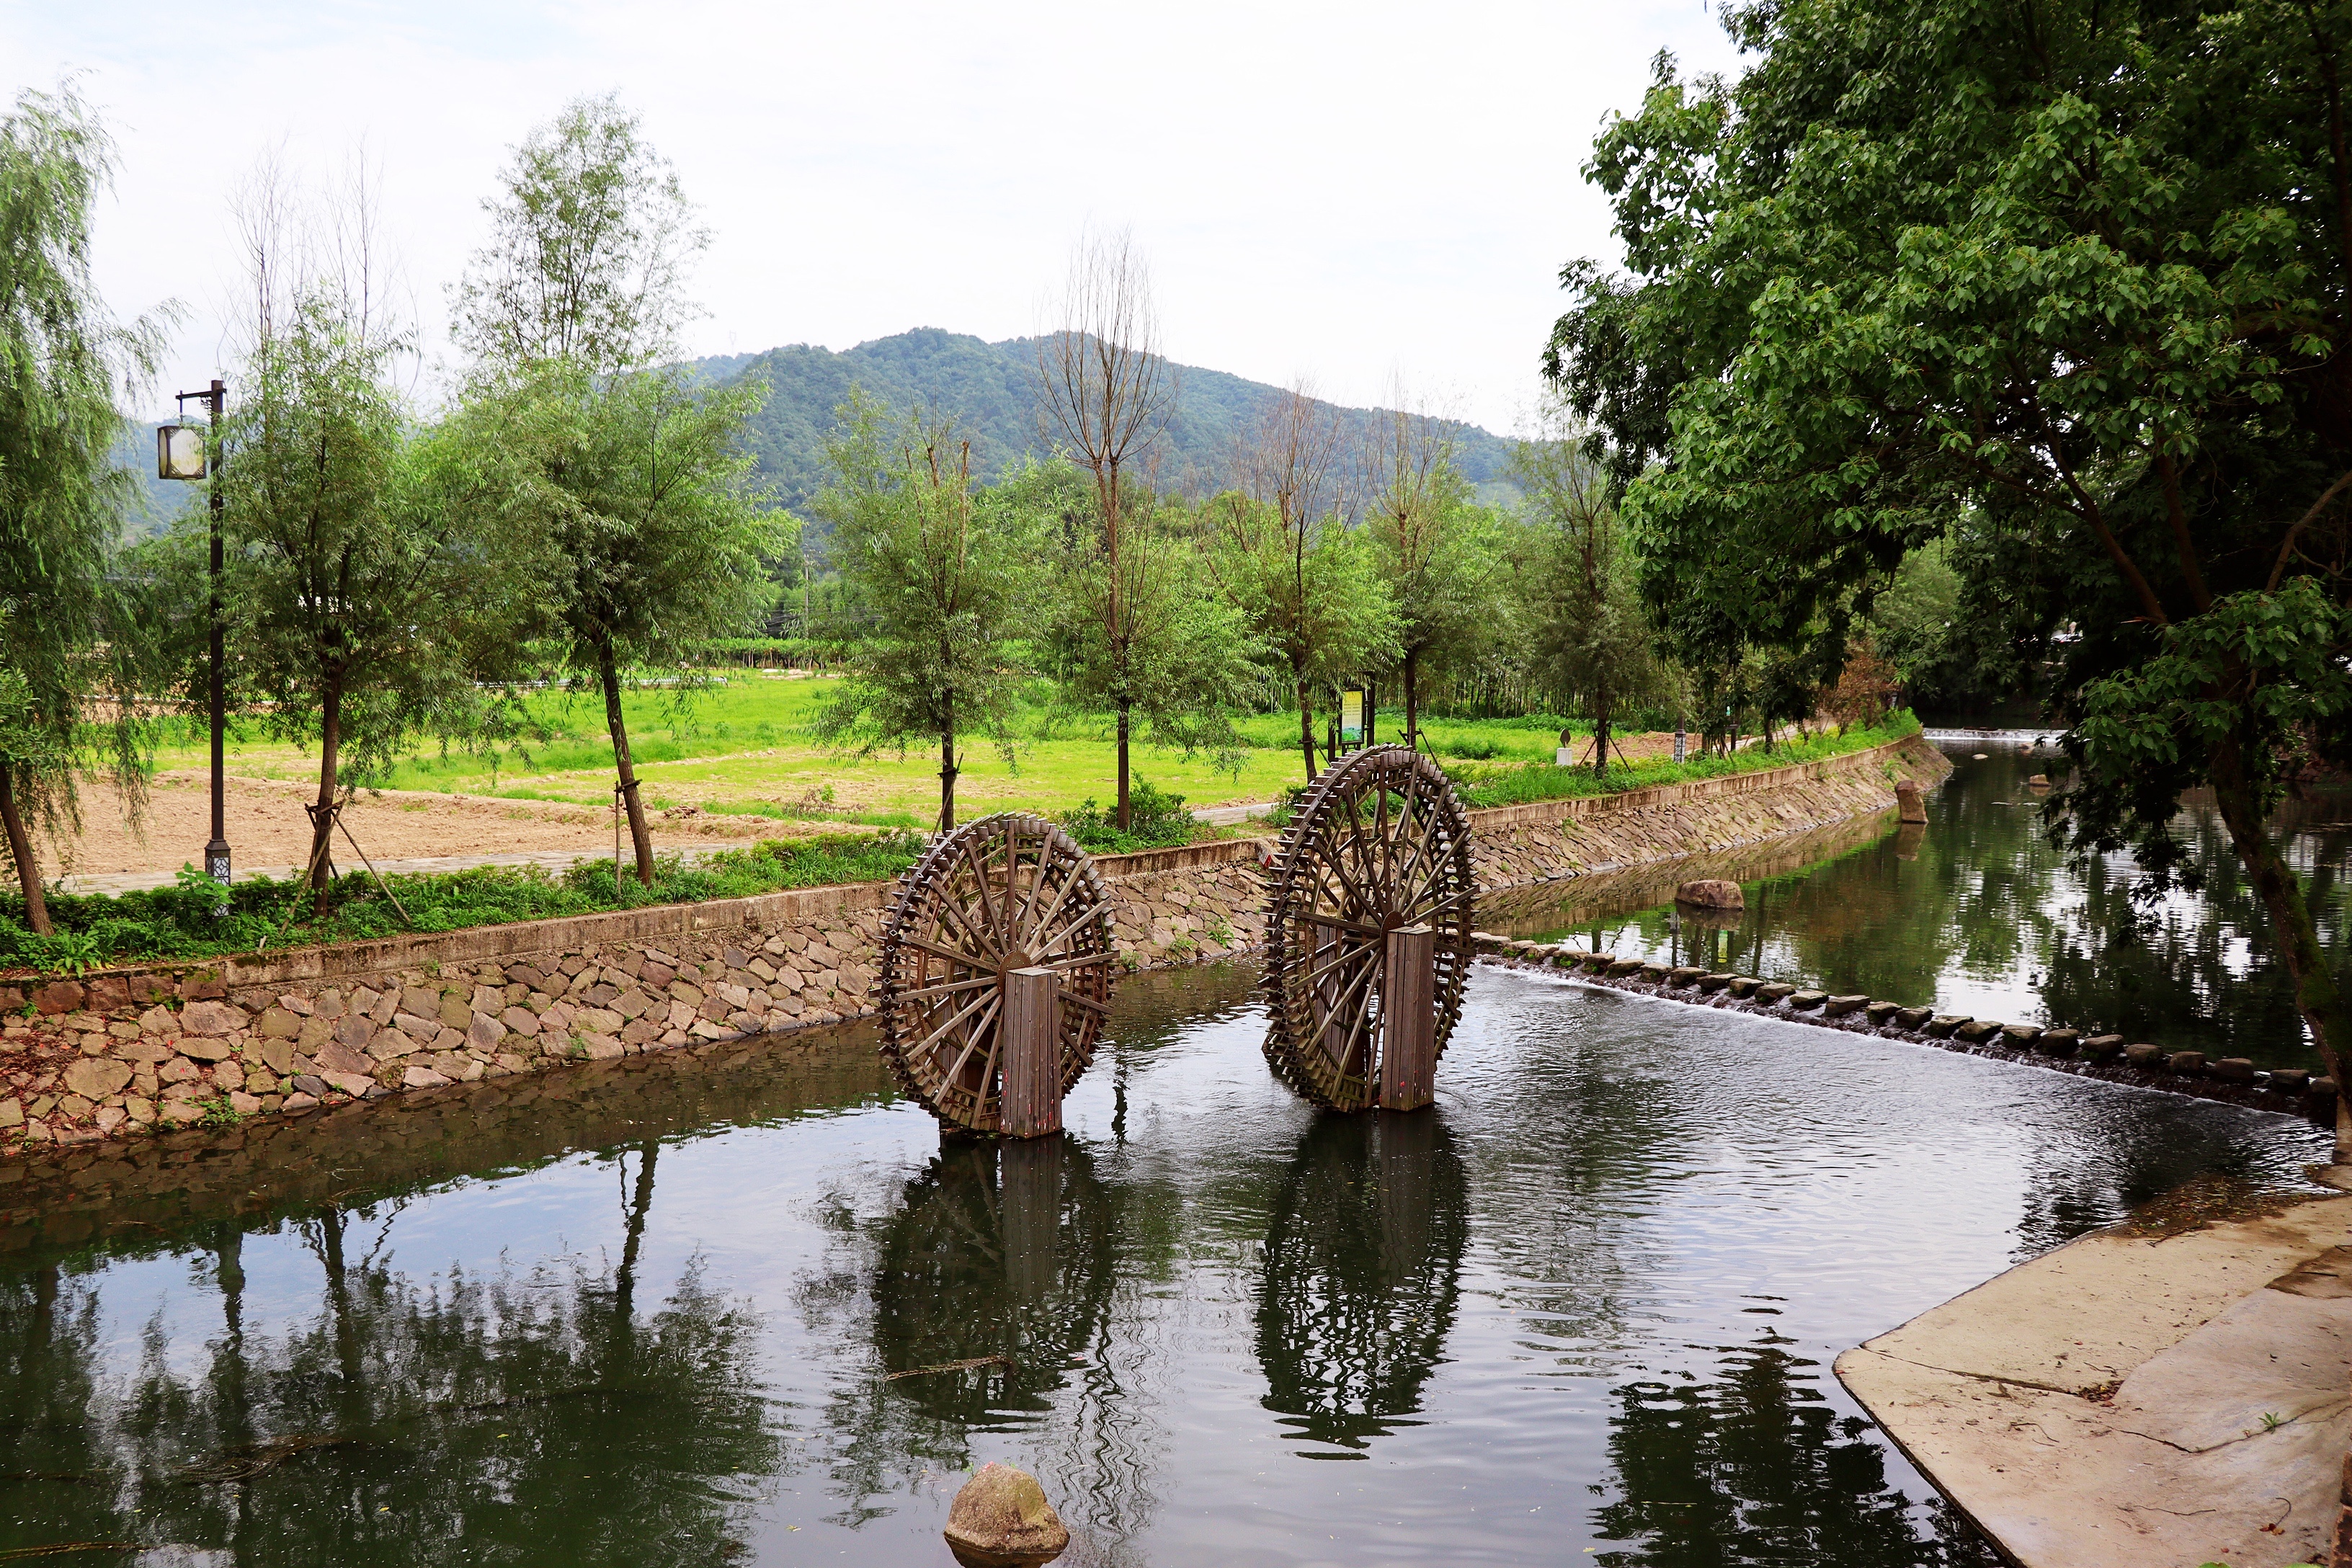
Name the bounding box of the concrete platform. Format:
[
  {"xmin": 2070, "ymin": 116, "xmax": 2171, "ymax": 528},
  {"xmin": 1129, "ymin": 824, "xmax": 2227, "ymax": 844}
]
[{"xmin": 1838, "ymin": 1191, "xmax": 2352, "ymax": 1567}]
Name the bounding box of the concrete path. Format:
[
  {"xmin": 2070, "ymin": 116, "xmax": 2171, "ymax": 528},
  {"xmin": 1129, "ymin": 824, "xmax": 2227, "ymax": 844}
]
[{"xmin": 1838, "ymin": 1190, "xmax": 2352, "ymax": 1567}]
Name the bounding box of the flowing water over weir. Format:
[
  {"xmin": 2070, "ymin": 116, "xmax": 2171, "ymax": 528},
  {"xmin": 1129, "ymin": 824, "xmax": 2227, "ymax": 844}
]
[{"xmin": 0, "ymin": 948, "xmax": 2333, "ymax": 1566}]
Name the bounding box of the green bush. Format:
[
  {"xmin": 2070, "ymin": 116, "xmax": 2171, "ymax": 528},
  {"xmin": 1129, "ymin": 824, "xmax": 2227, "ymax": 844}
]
[{"xmin": 1059, "ymin": 780, "xmax": 1197, "ymax": 853}]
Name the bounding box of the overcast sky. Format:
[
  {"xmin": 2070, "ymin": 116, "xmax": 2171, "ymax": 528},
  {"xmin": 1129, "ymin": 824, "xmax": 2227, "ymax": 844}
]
[{"xmin": 6, "ymin": 0, "xmax": 1745, "ymax": 436}]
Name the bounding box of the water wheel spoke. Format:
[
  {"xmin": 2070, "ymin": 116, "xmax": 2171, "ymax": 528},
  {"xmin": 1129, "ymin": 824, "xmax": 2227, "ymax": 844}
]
[
  {"xmin": 935, "ymin": 992, "xmax": 1004, "ymax": 1094},
  {"xmin": 895, "ymin": 931, "xmax": 994, "ymax": 972},
  {"xmin": 892, "ymin": 973, "xmax": 999, "ymax": 1005}
]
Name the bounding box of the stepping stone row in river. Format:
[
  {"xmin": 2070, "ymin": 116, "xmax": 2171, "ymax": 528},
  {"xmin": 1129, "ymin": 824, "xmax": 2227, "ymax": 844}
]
[{"xmin": 1464, "ymin": 932, "xmax": 2333, "ymax": 1121}]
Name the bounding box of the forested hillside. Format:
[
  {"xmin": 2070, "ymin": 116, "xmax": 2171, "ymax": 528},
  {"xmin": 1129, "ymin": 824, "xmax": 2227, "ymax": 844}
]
[{"xmin": 690, "ymin": 328, "xmax": 1519, "ymax": 511}]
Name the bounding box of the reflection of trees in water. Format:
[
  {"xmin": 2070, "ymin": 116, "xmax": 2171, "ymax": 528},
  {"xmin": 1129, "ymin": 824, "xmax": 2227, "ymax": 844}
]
[
  {"xmin": 1253, "ymin": 1113, "xmax": 1467, "ymax": 1454},
  {"xmin": 1592, "ymin": 1333, "xmax": 1996, "ymax": 1568},
  {"xmin": 804, "ymin": 1135, "xmax": 1169, "ymax": 1562},
  {"xmin": 0, "ymin": 1141, "xmax": 781, "ymax": 1565},
  {"xmin": 1513, "ymin": 752, "xmax": 2349, "ymax": 1066}
]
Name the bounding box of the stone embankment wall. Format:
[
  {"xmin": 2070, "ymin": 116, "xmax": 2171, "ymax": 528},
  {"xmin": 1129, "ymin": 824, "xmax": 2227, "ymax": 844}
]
[{"xmin": 0, "ymin": 736, "xmax": 1937, "ymax": 1155}]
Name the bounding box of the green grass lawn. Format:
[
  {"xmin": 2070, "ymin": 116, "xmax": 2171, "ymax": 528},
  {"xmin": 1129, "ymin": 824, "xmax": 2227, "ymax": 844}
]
[{"xmin": 143, "ymin": 676, "xmax": 1589, "ymax": 824}]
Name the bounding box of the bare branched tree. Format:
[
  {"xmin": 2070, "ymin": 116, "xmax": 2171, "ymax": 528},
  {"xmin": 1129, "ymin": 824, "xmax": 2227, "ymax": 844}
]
[
  {"xmin": 1034, "ymin": 228, "xmax": 1176, "ymax": 829},
  {"xmin": 1361, "ymin": 378, "xmax": 1489, "ymax": 751}
]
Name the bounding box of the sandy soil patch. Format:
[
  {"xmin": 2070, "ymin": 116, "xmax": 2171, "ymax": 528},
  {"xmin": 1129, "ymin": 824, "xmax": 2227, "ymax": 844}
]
[{"xmin": 34, "ymin": 771, "xmax": 828, "ymax": 881}]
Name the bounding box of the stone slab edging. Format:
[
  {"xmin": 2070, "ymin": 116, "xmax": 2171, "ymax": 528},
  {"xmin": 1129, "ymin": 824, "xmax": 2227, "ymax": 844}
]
[
  {"xmin": 1463, "ymin": 734, "xmax": 1926, "ymax": 833},
  {"xmin": 1471, "ymin": 936, "xmax": 2334, "ymax": 1124}
]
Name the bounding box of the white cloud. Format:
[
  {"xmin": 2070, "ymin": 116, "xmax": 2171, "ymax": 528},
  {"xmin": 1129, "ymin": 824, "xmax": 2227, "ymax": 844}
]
[{"xmin": 6, "ymin": 0, "xmax": 1746, "ymax": 432}]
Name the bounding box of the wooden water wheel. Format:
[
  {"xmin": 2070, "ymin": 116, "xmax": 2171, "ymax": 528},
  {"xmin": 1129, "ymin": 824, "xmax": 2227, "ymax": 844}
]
[
  {"xmin": 1261, "ymin": 745, "xmax": 1475, "ymax": 1111},
  {"xmin": 876, "ymin": 813, "xmax": 1117, "ymax": 1135}
]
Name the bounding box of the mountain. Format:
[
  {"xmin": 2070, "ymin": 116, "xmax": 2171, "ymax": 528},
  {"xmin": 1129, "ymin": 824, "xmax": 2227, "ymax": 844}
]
[{"xmin": 689, "ymin": 329, "xmax": 1520, "ymax": 514}]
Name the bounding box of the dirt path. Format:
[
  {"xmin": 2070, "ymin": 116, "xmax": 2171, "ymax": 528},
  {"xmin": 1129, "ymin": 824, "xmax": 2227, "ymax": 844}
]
[{"xmin": 37, "ymin": 771, "xmax": 802, "ymax": 883}]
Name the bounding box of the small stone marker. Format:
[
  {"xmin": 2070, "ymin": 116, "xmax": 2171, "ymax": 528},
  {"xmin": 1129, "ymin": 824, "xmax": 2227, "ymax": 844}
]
[
  {"xmin": 943, "ymin": 1461, "xmax": 1069, "ymax": 1567},
  {"xmin": 1675, "ymin": 879, "xmax": 1744, "ymax": 910}
]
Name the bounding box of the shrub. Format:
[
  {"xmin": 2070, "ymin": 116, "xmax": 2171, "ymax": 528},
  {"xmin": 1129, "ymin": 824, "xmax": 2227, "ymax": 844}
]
[{"xmin": 1059, "ymin": 780, "xmax": 1196, "ymax": 853}]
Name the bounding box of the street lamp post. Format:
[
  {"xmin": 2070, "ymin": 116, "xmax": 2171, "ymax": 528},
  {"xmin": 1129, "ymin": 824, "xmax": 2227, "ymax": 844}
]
[{"xmin": 157, "ymin": 379, "xmax": 231, "ymax": 906}]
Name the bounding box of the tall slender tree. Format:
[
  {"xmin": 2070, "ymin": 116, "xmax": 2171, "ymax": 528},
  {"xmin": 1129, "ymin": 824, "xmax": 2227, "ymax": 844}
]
[
  {"xmin": 1513, "ymin": 413, "xmax": 1662, "ymax": 777},
  {"xmin": 1363, "ymin": 386, "xmax": 1493, "ymax": 751},
  {"xmin": 1035, "ymin": 228, "xmax": 1183, "ymax": 829},
  {"xmin": 815, "ymin": 395, "xmax": 1036, "ymax": 829},
  {"xmin": 453, "ymin": 94, "xmax": 776, "ymax": 882},
  {"xmin": 218, "ymin": 163, "xmax": 500, "ymax": 890},
  {"xmin": 1215, "ymin": 383, "xmax": 1396, "ymax": 781},
  {"xmin": 0, "ymin": 85, "xmax": 172, "ymax": 932}
]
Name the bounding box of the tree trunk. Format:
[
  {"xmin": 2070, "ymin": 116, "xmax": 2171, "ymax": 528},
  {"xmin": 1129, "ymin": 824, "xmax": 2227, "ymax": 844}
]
[
  {"xmin": 615, "ymin": 1140, "xmax": 658, "ymax": 1319},
  {"xmin": 0, "ymin": 762, "xmax": 50, "ymax": 936},
  {"xmin": 597, "ymin": 646, "xmax": 654, "ymax": 886},
  {"xmin": 940, "ymin": 726, "xmax": 958, "ymax": 832},
  {"xmin": 1115, "ymin": 697, "xmax": 1132, "ymax": 832},
  {"xmin": 1296, "ymin": 678, "xmax": 1317, "ymax": 783},
  {"xmin": 2211, "ymin": 736, "xmax": 2352, "ymax": 1152},
  {"xmin": 307, "ymin": 669, "xmax": 344, "ymax": 891},
  {"xmin": 1405, "ymin": 648, "xmax": 1420, "ymax": 751}
]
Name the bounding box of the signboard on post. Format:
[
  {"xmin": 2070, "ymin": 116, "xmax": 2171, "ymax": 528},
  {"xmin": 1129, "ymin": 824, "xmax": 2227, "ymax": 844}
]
[{"xmin": 1340, "ymin": 688, "xmax": 1366, "ymax": 748}]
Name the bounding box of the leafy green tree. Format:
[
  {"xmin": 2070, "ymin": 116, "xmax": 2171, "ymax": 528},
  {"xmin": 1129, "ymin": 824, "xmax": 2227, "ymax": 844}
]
[
  {"xmin": 1363, "ymin": 393, "xmax": 1494, "ymax": 750},
  {"xmin": 1513, "ymin": 419, "xmax": 1662, "ymax": 776},
  {"xmin": 815, "ymin": 395, "xmax": 1038, "ymax": 829},
  {"xmin": 454, "ymin": 95, "xmax": 775, "ymax": 882},
  {"xmin": 0, "ymin": 85, "xmax": 171, "ymax": 932},
  {"xmin": 218, "ymin": 255, "xmax": 502, "ymax": 890},
  {"xmin": 1549, "ymin": 0, "xmax": 2352, "ymax": 1113},
  {"xmin": 1214, "ymin": 384, "xmax": 1397, "ymax": 782},
  {"xmin": 451, "ymin": 92, "xmax": 705, "ymax": 374},
  {"xmin": 489, "ymin": 365, "xmax": 778, "ymax": 881}
]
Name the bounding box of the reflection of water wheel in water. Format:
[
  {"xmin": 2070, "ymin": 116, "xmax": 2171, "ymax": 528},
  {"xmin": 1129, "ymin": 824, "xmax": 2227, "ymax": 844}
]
[
  {"xmin": 1261, "ymin": 745, "xmax": 1476, "ymax": 1112},
  {"xmin": 877, "ymin": 814, "xmax": 1117, "ymax": 1136}
]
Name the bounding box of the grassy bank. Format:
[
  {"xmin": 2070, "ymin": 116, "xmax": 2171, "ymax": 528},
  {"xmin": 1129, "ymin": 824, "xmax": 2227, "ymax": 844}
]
[
  {"xmin": 1447, "ymin": 712, "xmax": 1923, "ymax": 810},
  {"xmin": 1, "ymin": 834, "xmax": 923, "ymax": 979}
]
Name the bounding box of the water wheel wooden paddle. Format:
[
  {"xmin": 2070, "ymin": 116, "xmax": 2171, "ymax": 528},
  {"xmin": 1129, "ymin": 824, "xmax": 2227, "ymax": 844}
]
[
  {"xmin": 877, "ymin": 813, "xmax": 1117, "ymax": 1136},
  {"xmin": 1261, "ymin": 744, "xmax": 1476, "ymax": 1112}
]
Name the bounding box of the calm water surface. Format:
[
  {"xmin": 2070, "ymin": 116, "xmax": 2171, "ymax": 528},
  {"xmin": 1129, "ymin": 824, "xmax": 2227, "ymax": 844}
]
[
  {"xmin": 0, "ymin": 958, "xmax": 2328, "ymax": 1567},
  {"xmin": 1510, "ymin": 739, "xmax": 2352, "ymax": 1072}
]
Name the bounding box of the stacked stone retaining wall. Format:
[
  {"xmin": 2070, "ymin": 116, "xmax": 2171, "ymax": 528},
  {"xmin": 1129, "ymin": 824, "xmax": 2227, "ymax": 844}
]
[{"xmin": 0, "ymin": 735, "xmax": 1938, "ymax": 1155}]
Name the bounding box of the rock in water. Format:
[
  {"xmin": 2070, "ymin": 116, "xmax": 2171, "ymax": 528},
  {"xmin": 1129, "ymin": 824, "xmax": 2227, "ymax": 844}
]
[
  {"xmin": 1894, "ymin": 779, "xmax": 1928, "ymax": 824},
  {"xmin": 943, "ymin": 1463, "xmax": 1070, "ymax": 1567},
  {"xmin": 1674, "ymin": 878, "xmax": 1744, "ymax": 911}
]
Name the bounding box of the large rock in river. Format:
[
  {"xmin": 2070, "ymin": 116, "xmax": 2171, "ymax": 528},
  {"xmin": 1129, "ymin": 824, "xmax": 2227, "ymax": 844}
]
[
  {"xmin": 1674, "ymin": 879, "xmax": 1744, "ymax": 911},
  {"xmin": 943, "ymin": 1462, "xmax": 1069, "ymax": 1567}
]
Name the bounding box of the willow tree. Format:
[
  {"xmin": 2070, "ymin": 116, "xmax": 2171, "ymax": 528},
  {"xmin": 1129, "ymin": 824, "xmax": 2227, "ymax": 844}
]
[
  {"xmin": 219, "ymin": 185, "xmax": 503, "ymax": 890},
  {"xmin": 451, "ymin": 94, "xmax": 778, "ymax": 882},
  {"xmin": 1363, "ymin": 388, "xmax": 1493, "ymax": 751},
  {"xmin": 815, "ymin": 395, "xmax": 1037, "ymax": 830},
  {"xmin": 0, "ymin": 85, "xmax": 170, "ymax": 933},
  {"xmin": 1214, "ymin": 383, "xmax": 1396, "ymax": 782},
  {"xmin": 1036, "ymin": 228, "xmax": 1219, "ymax": 829},
  {"xmin": 1550, "ymin": 0, "xmax": 2352, "ymax": 1121}
]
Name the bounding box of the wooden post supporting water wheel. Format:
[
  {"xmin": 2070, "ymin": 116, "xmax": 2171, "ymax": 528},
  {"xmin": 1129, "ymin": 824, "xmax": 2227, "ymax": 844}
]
[
  {"xmin": 1261, "ymin": 744, "xmax": 1476, "ymax": 1112},
  {"xmin": 878, "ymin": 813, "xmax": 1117, "ymax": 1137}
]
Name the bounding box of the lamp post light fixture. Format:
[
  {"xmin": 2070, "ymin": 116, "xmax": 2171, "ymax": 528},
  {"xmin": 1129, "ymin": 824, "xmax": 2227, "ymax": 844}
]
[{"xmin": 158, "ymin": 378, "xmax": 231, "ymax": 909}]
